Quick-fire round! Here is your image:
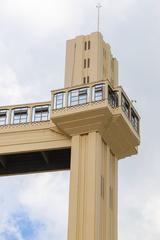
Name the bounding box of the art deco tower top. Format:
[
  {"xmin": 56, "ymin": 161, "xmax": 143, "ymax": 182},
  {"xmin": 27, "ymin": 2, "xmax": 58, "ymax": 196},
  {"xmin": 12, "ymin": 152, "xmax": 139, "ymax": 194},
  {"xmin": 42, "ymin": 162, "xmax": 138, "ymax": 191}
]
[{"xmin": 64, "ymin": 32, "xmax": 118, "ymax": 88}]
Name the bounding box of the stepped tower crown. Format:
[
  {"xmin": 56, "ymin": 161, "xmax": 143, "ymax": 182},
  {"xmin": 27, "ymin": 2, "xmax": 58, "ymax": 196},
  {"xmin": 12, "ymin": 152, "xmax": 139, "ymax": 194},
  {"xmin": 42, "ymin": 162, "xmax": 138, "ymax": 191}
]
[{"xmin": 65, "ymin": 32, "xmax": 118, "ymax": 88}]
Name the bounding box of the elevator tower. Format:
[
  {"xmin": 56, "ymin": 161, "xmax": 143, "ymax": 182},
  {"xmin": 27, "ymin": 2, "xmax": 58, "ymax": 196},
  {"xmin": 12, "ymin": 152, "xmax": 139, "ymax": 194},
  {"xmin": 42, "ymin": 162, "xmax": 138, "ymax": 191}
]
[{"xmin": 0, "ymin": 32, "xmax": 140, "ymax": 240}]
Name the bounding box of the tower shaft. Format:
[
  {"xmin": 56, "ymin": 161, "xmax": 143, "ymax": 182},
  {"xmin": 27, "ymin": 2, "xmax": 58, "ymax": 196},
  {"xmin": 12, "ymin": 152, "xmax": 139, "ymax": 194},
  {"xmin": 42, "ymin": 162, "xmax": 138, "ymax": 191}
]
[{"xmin": 68, "ymin": 132, "xmax": 118, "ymax": 240}]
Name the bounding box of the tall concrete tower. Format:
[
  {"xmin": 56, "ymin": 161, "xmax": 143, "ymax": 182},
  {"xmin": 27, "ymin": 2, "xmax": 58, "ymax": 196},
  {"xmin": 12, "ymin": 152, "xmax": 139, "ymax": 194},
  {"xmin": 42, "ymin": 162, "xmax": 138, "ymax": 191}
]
[
  {"xmin": 52, "ymin": 32, "xmax": 140, "ymax": 240},
  {"xmin": 0, "ymin": 32, "xmax": 140, "ymax": 240}
]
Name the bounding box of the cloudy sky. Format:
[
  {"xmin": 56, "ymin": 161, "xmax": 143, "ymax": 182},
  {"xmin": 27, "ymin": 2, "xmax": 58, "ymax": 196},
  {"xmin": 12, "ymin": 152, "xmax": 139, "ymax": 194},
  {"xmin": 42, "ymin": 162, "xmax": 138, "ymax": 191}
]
[{"xmin": 0, "ymin": 0, "xmax": 159, "ymax": 239}]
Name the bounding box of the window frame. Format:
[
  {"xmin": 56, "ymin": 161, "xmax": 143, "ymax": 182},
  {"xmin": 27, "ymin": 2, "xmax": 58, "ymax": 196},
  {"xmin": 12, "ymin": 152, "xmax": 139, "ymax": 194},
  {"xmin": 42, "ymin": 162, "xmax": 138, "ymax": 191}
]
[
  {"xmin": 108, "ymin": 86, "xmax": 119, "ymax": 108},
  {"xmin": 121, "ymin": 93, "xmax": 130, "ymax": 118},
  {"xmin": 11, "ymin": 107, "xmax": 29, "ymax": 125},
  {"xmin": 53, "ymin": 92, "xmax": 65, "ymax": 109},
  {"xmin": 68, "ymin": 87, "xmax": 89, "ymax": 107},
  {"xmin": 131, "ymin": 108, "xmax": 139, "ymax": 132},
  {"xmin": 92, "ymin": 84, "xmax": 105, "ymax": 102},
  {"xmin": 0, "ymin": 109, "xmax": 8, "ymax": 126},
  {"xmin": 32, "ymin": 105, "xmax": 50, "ymax": 122}
]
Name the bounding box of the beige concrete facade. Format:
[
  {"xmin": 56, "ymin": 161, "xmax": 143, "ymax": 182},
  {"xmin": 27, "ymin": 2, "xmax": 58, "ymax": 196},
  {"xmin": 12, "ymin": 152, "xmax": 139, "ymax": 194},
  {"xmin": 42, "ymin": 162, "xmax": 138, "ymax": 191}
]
[
  {"xmin": 65, "ymin": 32, "xmax": 118, "ymax": 88},
  {"xmin": 0, "ymin": 32, "xmax": 140, "ymax": 239},
  {"xmin": 68, "ymin": 133, "xmax": 118, "ymax": 240},
  {"xmin": 0, "ymin": 101, "xmax": 71, "ymax": 155}
]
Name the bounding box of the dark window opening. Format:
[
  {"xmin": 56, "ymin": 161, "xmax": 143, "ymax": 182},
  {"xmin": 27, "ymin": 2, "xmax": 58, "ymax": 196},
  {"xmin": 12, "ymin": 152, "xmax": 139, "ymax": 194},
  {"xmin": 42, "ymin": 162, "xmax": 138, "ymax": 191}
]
[
  {"xmin": 84, "ymin": 41, "xmax": 87, "ymax": 50},
  {"xmin": 131, "ymin": 109, "xmax": 139, "ymax": 132},
  {"xmin": 87, "ymin": 58, "xmax": 90, "ymax": 68},
  {"xmin": 88, "ymin": 41, "xmax": 91, "ymax": 49},
  {"xmin": 121, "ymin": 93, "xmax": 130, "ymax": 118},
  {"xmin": 92, "ymin": 84, "xmax": 105, "ymax": 102},
  {"xmin": 108, "ymin": 86, "xmax": 118, "ymax": 108}
]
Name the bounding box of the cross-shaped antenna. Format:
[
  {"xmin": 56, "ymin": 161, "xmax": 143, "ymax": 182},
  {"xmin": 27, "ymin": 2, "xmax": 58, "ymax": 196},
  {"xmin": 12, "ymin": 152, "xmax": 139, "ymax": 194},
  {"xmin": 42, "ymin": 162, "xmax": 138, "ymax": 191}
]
[{"xmin": 96, "ymin": 3, "xmax": 102, "ymax": 32}]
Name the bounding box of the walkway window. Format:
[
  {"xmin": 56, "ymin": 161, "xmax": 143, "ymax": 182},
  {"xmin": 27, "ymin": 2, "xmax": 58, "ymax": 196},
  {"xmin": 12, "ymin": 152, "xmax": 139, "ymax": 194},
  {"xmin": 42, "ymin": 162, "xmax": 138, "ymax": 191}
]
[
  {"xmin": 92, "ymin": 84, "xmax": 105, "ymax": 102},
  {"xmin": 0, "ymin": 110, "xmax": 8, "ymax": 126},
  {"xmin": 68, "ymin": 88, "xmax": 88, "ymax": 106},
  {"xmin": 131, "ymin": 109, "xmax": 139, "ymax": 132},
  {"xmin": 12, "ymin": 108, "xmax": 28, "ymax": 124},
  {"xmin": 121, "ymin": 93, "xmax": 130, "ymax": 118},
  {"xmin": 108, "ymin": 86, "xmax": 118, "ymax": 108},
  {"xmin": 54, "ymin": 92, "xmax": 65, "ymax": 109},
  {"xmin": 33, "ymin": 105, "xmax": 50, "ymax": 122}
]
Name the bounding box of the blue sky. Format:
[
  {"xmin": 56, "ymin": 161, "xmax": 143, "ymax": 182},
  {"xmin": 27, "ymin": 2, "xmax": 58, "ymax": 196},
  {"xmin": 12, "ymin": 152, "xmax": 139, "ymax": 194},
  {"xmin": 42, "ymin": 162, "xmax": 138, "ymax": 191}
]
[
  {"xmin": 0, "ymin": 0, "xmax": 160, "ymax": 239},
  {"xmin": 0, "ymin": 212, "xmax": 41, "ymax": 239}
]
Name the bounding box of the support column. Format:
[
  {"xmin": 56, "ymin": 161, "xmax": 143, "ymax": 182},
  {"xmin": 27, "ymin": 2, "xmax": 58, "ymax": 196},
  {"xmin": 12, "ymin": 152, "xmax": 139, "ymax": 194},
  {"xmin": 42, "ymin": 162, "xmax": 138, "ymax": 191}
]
[{"xmin": 68, "ymin": 132, "xmax": 118, "ymax": 240}]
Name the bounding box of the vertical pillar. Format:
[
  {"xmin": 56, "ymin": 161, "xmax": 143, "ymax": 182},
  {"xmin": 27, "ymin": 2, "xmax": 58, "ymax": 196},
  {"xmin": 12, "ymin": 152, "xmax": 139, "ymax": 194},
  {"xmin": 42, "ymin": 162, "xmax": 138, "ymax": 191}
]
[{"xmin": 68, "ymin": 132, "xmax": 118, "ymax": 240}]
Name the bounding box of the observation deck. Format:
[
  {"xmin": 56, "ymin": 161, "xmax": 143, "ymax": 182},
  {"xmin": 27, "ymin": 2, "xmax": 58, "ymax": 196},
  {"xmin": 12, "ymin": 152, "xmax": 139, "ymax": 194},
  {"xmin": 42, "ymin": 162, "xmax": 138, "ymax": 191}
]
[{"xmin": 51, "ymin": 80, "xmax": 140, "ymax": 159}]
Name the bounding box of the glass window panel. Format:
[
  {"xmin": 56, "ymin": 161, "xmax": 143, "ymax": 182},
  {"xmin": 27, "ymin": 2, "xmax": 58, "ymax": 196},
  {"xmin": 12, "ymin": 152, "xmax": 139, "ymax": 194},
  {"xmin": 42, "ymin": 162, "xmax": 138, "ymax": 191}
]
[
  {"xmin": 0, "ymin": 110, "xmax": 7, "ymax": 125},
  {"xmin": 131, "ymin": 109, "xmax": 139, "ymax": 132},
  {"xmin": 54, "ymin": 93, "xmax": 65, "ymax": 109},
  {"xmin": 33, "ymin": 105, "xmax": 50, "ymax": 122},
  {"xmin": 68, "ymin": 88, "xmax": 88, "ymax": 107},
  {"xmin": 92, "ymin": 84, "xmax": 105, "ymax": 102},
  {"xmin": 41, "ymin": 116, "xmax": 48, "ymax": 121},
  {"xmin": 108, "ymin": 87, "xmax": 118, "ymax": 108},
  {"xmin": 12, "ymin": 108, "xmax": 28, "ymax": 124},
  {"xmin": 71, "ymin": 91, "xmax": 78, "ymax": 97},
  {"xmin": 121, "ymin": 94, "xmax": 130, "ymax": 118}
]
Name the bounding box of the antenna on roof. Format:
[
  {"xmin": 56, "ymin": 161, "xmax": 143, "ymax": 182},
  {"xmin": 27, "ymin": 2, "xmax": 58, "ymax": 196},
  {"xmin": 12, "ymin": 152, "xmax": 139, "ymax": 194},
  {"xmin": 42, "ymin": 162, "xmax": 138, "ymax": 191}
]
[{"xmin": 96, "ymin": 2, "xmax": 102, "ymax": 32}]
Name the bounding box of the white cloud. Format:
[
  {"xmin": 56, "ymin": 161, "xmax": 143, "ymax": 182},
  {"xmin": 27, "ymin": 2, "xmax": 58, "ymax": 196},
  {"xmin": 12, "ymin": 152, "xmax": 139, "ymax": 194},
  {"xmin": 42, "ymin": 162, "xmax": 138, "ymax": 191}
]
[
  {"xmin": 0, "ymin": 172, "xmax": 70, "ymax": 239},
  {"xmin": 1, "ymin": 0, "xmax": 72, "ymax": 35},
  {"xmin": 0, "ymin": 65, "xmax": 25, "ymax": 104}
]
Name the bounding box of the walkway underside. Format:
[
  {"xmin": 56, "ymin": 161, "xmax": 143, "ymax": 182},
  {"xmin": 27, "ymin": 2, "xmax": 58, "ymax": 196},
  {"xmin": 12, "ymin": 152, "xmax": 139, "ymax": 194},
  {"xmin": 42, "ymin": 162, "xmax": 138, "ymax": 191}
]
[{"xmin": 0, "ymin": 148, "xmax": 71, "ymax": 176}]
